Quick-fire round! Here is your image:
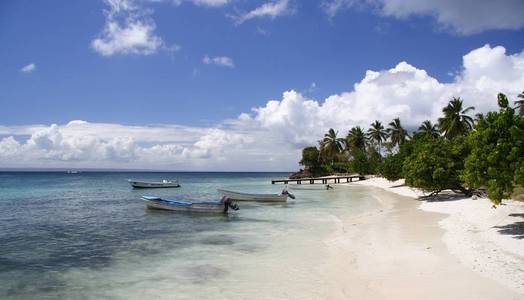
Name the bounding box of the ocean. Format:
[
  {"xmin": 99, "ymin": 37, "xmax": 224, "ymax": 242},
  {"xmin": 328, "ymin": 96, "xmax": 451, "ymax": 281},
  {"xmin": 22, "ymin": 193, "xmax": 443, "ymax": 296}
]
[{"xmin": 0, "ymin": 172, "xmax": 379, "ymax": 299}]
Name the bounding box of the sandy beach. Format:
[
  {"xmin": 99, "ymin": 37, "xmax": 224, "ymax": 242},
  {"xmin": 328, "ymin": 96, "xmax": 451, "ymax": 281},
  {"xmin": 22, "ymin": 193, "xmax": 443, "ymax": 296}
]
[{"xmin": 335, "ymin": 177, "xmax": 524, "ymax": 298}]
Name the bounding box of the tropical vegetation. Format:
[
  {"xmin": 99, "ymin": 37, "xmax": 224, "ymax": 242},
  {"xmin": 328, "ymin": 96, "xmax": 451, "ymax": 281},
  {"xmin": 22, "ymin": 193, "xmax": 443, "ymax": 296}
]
[
  {"xmin": 367, "ymin": 121, "xmax": 387, "ymax": 153},
  {"xmin": 297, "ymin": 92, "xmax": 524, "ymax": 205},
  {"xmin": 516, "ymin": 90, "xmax": 524, "ymax": 116},
  {"xmin": 438, "ymin": 97, "xmax": 475, "ymax": 139},
  {"xmin": 319, "ymin": 128, "xmax": 345, "ymax": 164},
  {"xmin": 463, "ymin": 94, "xmax": 524, "ymax": 205},
  {"xmin": 387, "ymin": 117, "xmax": 408, "ymax": 148}
]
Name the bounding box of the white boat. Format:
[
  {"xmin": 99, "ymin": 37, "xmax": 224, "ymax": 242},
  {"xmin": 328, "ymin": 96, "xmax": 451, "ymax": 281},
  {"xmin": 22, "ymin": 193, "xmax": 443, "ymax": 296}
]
[
  {"xmin": 142, "ymin": 196, "xmax": 239, "ymax": 213},
  {"xmin": 128, "ymin": 179, "xmax": 180, "ymax": 188},
  {"xmin": 217, "ymin": 189, "xmax": 295, "ymax": 202},
  {"xmin": 289, "ymin": 184, "xmax": 334, "ymax": 190}
]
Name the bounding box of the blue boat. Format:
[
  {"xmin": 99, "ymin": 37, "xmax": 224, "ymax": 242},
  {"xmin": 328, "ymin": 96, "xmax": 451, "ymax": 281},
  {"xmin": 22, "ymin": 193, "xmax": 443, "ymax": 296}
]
[{"xmin": 142, "ymin": 196, "xmax": 239, "ymax": 213}]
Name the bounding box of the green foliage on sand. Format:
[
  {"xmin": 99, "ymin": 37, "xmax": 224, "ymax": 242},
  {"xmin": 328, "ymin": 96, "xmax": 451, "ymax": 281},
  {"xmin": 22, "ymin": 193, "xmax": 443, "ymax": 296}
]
[
  {"xmin": 463, "ymin": 93, "xmax": 524, "ymax": 205},
  {"xmin": 403, "ymin": 135, "xmax": 470, "ymax": 195}
]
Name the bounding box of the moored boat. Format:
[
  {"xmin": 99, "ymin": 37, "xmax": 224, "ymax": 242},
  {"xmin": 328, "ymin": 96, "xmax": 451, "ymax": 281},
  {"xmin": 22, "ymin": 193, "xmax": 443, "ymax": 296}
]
[
  {"xmin": 128, "ymin": 179, "xmax": 180, "ymax": 188},
  {"xmin": 217, "ymin": 189, "xmax": 295, "ymax": 202},
  {"xmin": 288, "ymin": 184, "xmax": 334, "ymax": 190},
  {"xmin": 142, "ymin": 196, "xmax": 239, "ymax": 213}
]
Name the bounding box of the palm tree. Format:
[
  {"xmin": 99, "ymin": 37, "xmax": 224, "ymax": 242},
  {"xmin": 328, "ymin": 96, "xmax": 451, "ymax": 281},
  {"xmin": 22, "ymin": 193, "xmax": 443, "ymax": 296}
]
[
  {"xmin": 474, "ymin": 112, "xmax": 484, "ymax": 123},
  {"xmin": 387, "ymin": 118, "xmax": 408, "ymax": 148},
  {"xmin": 367, "ymin": 120, "xmax": 388, "ymax": 153},
  {"xmin": 438, "ymin": 97, "xmax": 475, "ymax": 139},
  {"xmin": 515, "ymin": 90, "xmax": 524, "ymax": 116},
  {"xmin": 346, "ymin": 126, "xmax": 367, "ymax": 154},
  {"xmin": 417, "ymin": 120, "xmax": 440, "ymax": 138},
  {"xmin": 320, "ymin": 128, "xmax": 345, "ymax": 162}
]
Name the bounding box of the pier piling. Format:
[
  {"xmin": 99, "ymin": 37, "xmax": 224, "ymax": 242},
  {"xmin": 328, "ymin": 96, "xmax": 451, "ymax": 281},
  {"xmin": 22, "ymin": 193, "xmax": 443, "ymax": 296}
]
[{"xmin": 271, "ymin": 175, "xmax": 365, "ymax": 185}]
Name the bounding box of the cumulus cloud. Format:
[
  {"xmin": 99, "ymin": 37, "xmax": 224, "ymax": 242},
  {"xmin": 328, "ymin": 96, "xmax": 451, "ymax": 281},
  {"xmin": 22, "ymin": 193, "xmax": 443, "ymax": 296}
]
[
  {"xmin": 240, "ymin": 45, "xmax": 523, "ymax": 135},
  {"xmin": 321, "ymin": 0, "xmax": 524, "ymax": 34},
  {"xmin": 202, "ymin": 55, "xmax": 235, "ymax": 68},
  {"xmin": 2, "ymin": 45, "xmax": 523, "ymax": 170},
  {"xmin": 20, "ymin": 63, "xmax": 36, "ymax": 73},
  {"xmin": 91, "ymin": 0, "xmax": 164, "ymax": 56},
  {"xmin": 232, "ymin": 0, "xmax": 294, "ymax": 24}
]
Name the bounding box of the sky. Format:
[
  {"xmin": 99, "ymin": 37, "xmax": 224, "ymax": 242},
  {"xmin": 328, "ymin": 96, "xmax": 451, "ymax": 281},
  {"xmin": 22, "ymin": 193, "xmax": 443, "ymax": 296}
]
[{"xmin": 1, "ymin": 0, "xmax": 524, "ymax": 171}]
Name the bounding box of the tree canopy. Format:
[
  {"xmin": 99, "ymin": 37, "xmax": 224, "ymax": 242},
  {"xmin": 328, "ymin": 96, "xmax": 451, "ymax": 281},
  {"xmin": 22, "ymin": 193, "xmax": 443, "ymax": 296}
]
[
  {"xmin": 299, "ymin": 146, "xmax": 322, "ymax": 176},
  {"xmin": 438, "ymin": 97, "xmax": 475, "ymax": 139},
  {"xmin": 346, "ymin": 126, "xmax": 367, "ymax": 155},
  {"xmin": 417, "ymin": 120, "xmax": 440, "ymax": 138},
  {"xmin": 320, "ymin": 128, "xmax": 345, "ymax": 162},
  {"xmin": 403, "ymin": 135, "xmax": 470, "ymax": 195},
  {"xmin": 387, "ymin": 118, "xmax": 408, "ymax": 148},
  {"xmin": 463, "ymin": 93, "xmax": 524, "ymax": 205},
  {"xmin": 367, "ymin": 120, "xmax": 388, "ymax": 152}
]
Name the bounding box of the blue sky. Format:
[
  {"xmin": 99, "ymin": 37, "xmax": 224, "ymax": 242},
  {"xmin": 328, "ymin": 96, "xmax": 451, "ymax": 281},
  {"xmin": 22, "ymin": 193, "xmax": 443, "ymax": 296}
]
[{"xmin": 1, "ymin": 0, "xmax": 524, "ymax": 170}]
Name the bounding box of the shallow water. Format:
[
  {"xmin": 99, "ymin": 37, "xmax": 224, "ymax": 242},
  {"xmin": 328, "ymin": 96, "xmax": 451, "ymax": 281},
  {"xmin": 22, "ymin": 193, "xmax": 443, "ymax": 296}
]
[{"xmin": 0, "ymin": 172, "xmax": 378, "ymax": 299}]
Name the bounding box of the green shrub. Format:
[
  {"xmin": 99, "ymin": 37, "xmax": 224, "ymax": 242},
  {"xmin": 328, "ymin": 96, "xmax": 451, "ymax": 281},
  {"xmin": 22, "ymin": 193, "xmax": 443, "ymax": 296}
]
[
  {"xmin": 463, "ymin": 93, "xmax": 524, "ymax": 205},
  {"xmin": 403, "ymin": 136, "xmax": 470, "ymax": 195},
  {"xmin": 331, "ymin": 162, "xmax": 351, "ymax": 173},
  {"xmin": 350, "ymin": 150, "xmax": 371, "ymax": 175}
]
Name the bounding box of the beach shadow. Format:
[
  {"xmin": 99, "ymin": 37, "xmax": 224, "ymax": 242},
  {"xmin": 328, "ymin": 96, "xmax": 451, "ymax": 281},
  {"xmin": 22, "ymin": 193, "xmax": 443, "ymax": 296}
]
[
  {"xmin": 390, "ymin": 184, "xmax": 406, "ymax": 188},
  {"xmin": 493, "ymin": 213, "xmax": 524, "ymax": 239},
  {"xmin": 417, "ymin": 192, "xmax": 467, "ymax": 203}
]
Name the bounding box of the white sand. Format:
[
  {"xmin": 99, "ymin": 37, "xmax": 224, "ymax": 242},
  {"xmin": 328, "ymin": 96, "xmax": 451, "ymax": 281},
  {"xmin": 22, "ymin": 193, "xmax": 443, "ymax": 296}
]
[{"xmin": 351, "ymin": 177, "xmax": 524, "ymax": 295}]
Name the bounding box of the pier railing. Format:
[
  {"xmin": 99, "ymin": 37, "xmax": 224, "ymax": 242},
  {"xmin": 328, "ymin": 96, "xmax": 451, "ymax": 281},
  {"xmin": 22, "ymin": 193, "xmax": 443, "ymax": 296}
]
[{"xmin": 271, "ymin": 175, "xmax": 365, "ymax": 185}]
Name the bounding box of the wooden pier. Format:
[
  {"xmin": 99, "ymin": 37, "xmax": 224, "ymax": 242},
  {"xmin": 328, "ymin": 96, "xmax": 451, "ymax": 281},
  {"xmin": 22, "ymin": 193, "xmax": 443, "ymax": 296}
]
[{"xmin": 271, "ymin": 175, "xmax": 366, "ymax": 185}]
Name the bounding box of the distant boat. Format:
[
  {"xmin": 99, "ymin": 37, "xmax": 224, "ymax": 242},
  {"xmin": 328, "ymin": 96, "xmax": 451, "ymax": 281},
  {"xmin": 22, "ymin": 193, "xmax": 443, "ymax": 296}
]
[
  {"xmin": 289, "ymin": 184, "xmax": 334, "ymax": 190},
  {"xmin": 66, "ymin": 170, "xmax": 80, "ymax": 174},
  {"xmin": 128, "ymin": 179, "xmax": 180, "ymax": 188},
  {"xmin": 217, "ymin": 189, "xmax": 295, "ymax": 202},
  {"xmin": 142, "ymin": 196, "xmax": 238, "ymax": 213}
]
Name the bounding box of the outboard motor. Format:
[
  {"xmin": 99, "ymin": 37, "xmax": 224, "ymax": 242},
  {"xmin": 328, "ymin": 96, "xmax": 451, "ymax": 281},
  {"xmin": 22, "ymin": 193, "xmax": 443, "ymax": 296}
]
[
  {"xmin": 222, "ymin": 197, "xmax": 239, "ymax": 212},
  {"xmin": 326, "ymin": 184, "xmax": 334, "ymax": 190},
  {"xmin": 281, "ymin": 189, "xmax": 295, "ymax": 199}
]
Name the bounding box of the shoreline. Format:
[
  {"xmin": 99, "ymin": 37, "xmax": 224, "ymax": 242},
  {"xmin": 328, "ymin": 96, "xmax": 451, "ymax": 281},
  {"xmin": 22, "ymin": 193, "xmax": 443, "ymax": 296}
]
[{"xmin": 348, "ymin": 177, "xmax": 524, "ymax": 295}]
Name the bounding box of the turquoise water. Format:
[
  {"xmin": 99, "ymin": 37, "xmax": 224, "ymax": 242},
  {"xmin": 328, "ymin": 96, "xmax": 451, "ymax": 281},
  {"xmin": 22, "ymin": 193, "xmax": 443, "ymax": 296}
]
[{"xmin": 0, "ymin": 172, "xmax": 379, "ymax": 299}]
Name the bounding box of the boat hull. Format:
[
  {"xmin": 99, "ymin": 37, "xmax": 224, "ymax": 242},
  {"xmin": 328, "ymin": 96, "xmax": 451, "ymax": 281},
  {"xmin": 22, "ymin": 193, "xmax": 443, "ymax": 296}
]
[
  {"xmin": 129, "ymin": 180, "xmax": 180, "ymax": 188},
  {"xmin": 217, "ymin": 189, "xmax": 287, "ymax": 202},
  {"xmin": 289, "ymin": 184, "xmax": 332, "ymax": 190},
  {"xmin": 143, "ymin": 197, "xmax": 227, "ymax": 213}
]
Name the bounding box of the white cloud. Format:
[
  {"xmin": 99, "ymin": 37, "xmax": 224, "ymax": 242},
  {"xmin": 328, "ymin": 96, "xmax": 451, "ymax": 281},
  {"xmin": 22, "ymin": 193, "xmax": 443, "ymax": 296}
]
[
  {"xmin": 233, "ymin": 0, "xmax": 294, "ymax": 24},
  {"xmin": 20, "ymin": 63, "xmax": 36, "ymax": 73},
  {"xmin": 321, "ymin": 0, "xmax": 524, "ymax": 34},
  {"xmin": 256, "ymin": 26, "xmax": 270, "ymax": 35},
  {"xmin": 0, "ymin": 137, "xmax": 21, "ymax": 157},
  {"xmin": 321, "ymin": 0, "xmax": 355, "ymax": 18},
  {"xmin": 92, "ymin": 20, "xmax": 163, "ymax": 56},
  {"xmin": 91, "ymin": 0, "xmax": 164, "ymax": 56},
  {"xmin": 202, "ymin": 55, "xmax": 235, "ymax": 68},
  {"xmin": 2, "ymin": 45, "xmax": 524, "ymax": 170},
  {"xmin": 174, "ymin": 0, "xmax": 230, "ymax": 7}
]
